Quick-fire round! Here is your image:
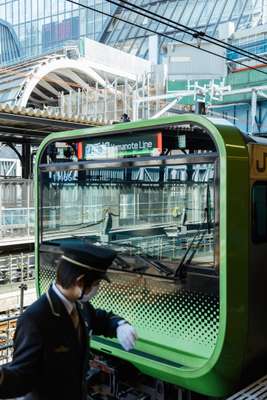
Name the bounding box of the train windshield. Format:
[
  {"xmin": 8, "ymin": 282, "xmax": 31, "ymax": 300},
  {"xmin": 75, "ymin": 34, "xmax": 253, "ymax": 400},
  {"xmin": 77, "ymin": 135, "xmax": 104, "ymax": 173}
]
[
  {"xmin": 39, "ymin": 128, "xmax": 218, "ymax": 281},
  {"xmin": 38, "ymin": 124, "xmax": 220, "ymax": 367}
]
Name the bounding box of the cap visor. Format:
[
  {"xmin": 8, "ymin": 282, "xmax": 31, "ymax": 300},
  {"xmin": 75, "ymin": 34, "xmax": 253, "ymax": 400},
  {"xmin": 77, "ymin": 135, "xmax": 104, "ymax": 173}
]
[{"xmin": 100, "ymin": 273, "xmax": 111, "ymax": 283}]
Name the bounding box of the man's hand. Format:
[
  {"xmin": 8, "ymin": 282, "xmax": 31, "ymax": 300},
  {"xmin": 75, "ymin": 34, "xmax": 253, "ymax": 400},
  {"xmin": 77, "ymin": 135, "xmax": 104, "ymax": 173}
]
[{"xmin": 116, "ymin": 323, "xmax": 137, "ymax": 351}]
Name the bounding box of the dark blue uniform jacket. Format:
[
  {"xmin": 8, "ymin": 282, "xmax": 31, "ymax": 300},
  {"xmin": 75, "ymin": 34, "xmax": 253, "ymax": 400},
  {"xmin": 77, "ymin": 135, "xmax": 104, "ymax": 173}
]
[{"xmin": 0, "ymin": 286, "xmax": 122, "ymax": 400}]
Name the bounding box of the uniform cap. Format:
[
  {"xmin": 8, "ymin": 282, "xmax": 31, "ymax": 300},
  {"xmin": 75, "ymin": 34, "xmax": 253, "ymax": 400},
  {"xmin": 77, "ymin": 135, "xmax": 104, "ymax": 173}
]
[{"xmin": 60, "ymin": 240, "xmax": 116, "ymax": 282}]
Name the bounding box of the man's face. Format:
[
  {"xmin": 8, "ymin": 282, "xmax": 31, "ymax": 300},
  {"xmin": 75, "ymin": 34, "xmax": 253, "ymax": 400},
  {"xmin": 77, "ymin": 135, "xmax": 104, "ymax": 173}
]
[
  {"xmin": 84, "ymin": 279, "xmax": 101, "ymax": 295},
  {"xmin": 75, "ymin": 275, "xmax": 101, "ymax": 301},
  {"xmin": 79, "ymin": 278, "xmax": 101, "ymax": 302}
]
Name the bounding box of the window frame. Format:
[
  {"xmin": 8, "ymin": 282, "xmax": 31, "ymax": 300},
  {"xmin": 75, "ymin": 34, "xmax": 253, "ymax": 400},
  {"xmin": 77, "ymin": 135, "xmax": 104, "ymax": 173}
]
[{"xmin": 251, "ymin": 181, "xmax": 267, "ymax": 243}]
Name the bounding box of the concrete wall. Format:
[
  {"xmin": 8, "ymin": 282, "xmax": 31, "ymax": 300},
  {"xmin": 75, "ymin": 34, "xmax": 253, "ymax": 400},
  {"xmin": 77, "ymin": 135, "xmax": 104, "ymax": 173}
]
[
  {"xmin": 81, "ymin": 37, "xmax": 151, "ymax": 78},
  {"xmin": 167, "ymin": 42, "xmax": 227, "ymax": 81}
]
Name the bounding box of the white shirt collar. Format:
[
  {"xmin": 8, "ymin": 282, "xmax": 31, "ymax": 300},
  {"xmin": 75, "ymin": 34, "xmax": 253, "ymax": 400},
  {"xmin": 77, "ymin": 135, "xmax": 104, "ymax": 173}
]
[{"xmin": 52, "ymin": 282, "xmax": 74, "ymax": 315}]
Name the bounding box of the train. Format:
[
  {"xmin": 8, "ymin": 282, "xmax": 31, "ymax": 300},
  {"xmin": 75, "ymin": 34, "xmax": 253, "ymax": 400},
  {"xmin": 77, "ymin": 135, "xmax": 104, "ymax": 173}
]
[{"xmin": 34, "ymin": 114, "xmax": 267, "ymax": 399}]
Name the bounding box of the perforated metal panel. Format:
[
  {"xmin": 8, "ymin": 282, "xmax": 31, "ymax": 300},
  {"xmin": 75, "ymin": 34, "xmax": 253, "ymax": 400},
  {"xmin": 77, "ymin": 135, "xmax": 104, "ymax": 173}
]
[
  {"xmin": 39, "ymin": 266, "xmax": 219, "ymax": 359},
  {"xmin": 39, "ymin": 267, "xmax": 56, "ymax": 294},
  {"xmin": 93, "ymin": 273, "xmax": 219, "ymax": 352}
]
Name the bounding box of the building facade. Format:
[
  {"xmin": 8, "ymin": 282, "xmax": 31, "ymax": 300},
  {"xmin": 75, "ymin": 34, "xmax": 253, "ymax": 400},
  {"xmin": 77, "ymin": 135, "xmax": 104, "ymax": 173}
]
[
  {"xmin": 0, "ymin": 0, "xmax": 265, "ymax": 63},
  {"xmin": 0, "ymin": 18, "xmax": 20, "ymax": 63},
  {"xmin": 0, "ymin": 0, "xmax": 115, "ymax": 61},
  {"xmin": 1, "ymin": 0, "xmax": 267, "ymax": 133}
]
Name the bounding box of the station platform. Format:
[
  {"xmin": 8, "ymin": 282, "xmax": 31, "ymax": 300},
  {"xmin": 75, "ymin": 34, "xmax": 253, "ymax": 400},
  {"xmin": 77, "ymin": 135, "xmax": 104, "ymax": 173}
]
[
  {"xmin": 0, "ymin": 282, "xmax": 36, "ymax": 313},
  {"xmin": 0, "ymin": 236, "xmax": 34, "ymax": 248}
]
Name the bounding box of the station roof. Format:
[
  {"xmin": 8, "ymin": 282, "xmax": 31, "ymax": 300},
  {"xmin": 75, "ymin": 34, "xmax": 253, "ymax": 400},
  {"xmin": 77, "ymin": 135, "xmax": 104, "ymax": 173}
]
[
  {"xmin": 0, "ymin": 50, "xmax": 120, "ymax": 107},
  {"xmin": 101, "ymin": 0, "xmax": 264, "ymax": 59},
  {"xmin": 0, "ymin": 47, "xmax": 135, "ymax": 145},
  {"xmin": 0, "ymin": 103, "xmax": 106, "ymax": 144}
]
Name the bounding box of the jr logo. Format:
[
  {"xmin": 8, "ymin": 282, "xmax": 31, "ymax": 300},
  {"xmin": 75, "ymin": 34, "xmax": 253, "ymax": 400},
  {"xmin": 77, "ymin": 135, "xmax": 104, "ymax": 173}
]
[{"xmin": 256, "ymin": 152, "xmax": 267, "ymax": 172}]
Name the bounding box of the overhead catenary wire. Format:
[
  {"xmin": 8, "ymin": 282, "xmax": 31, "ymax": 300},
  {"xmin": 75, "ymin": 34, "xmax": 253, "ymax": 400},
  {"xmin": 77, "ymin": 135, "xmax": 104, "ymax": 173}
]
[
  {"xmin": 0, "ymin": 1, "xmax": 266, "ymax": 85},
  {"xmin": 103, "ymin": 0, "xmax": 267, "ymax": 65},
  {"xmin": 117, "ymin": 0, "xmax": 267, "ymax": 65},
  {"xmin": 66, "ymin": 0, "xmax": 267, "ymax": 77},
  {"xmin": 0, "ymin": 1, "xmax": 265, "ymax": 101}
]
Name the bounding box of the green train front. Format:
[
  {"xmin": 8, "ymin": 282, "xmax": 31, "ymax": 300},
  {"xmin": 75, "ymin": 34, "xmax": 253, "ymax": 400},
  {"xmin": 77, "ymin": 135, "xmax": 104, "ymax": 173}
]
[{"xmin": 34, "ymin": 115, "xmax": 267, "ymax": 397}]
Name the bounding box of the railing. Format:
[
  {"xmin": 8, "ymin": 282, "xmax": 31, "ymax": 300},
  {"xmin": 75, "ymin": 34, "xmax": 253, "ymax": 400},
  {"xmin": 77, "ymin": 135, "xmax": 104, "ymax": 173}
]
[
  {"xmin": 0, "ymin": 253, "xmax": 35, "ymax": 285},
  {"xmin": 0, "ymin": 179, "xmax": 34, "ymax": 243},
  {"xmin": 0, "ymin": 315, "xmax": 18, "ymax": 365},
  {"xmin": 0, "ymin": 207, "xmax": 35, "ymax": 241},
  {"xmin": 0, "ymin": 252, "xmax": 36, "ymax": 366}
]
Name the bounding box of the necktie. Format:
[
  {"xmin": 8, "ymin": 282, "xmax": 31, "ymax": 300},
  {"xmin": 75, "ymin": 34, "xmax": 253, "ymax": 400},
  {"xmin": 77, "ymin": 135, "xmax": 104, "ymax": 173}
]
[{"xmin": 70, "ymin": 306, "xmax": 81, "ymax": 340}]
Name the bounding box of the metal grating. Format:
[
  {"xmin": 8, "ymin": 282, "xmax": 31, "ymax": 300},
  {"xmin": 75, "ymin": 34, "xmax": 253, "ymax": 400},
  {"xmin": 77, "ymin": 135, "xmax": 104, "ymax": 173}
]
[
  {"xmin": 39, "ymin": 266, "xmax": 219, "ymax": 355},
  {"xmin": 227, "ymin": 375, "xmax": 267, "ymax": 400}
]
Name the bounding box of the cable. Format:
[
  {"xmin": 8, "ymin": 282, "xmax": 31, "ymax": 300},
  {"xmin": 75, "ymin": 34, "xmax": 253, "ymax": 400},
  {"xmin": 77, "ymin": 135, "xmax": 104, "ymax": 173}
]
[
  {"xmin": 66, "ymin": 0, "xmax": 267, "ymax": 77},
  {"xmin": 104, "ymin": 0, "xmax": 267, "ymax": 65},
  {"xmin": 0, "ymin": 1, "xmax": 265, "ymax": 103},
  {"xmin": 1, "ymin": 1, "xmax": 266, "ymax": 88},
  {"xmin": 117, "ymin": 0, "xmax": 267, "ymax": 65}
]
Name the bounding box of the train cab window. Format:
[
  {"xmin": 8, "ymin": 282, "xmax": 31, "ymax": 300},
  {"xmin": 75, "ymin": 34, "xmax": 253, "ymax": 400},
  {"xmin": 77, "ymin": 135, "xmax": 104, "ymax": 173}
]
[
  {"xmin": 252, "ymin": 182, "xmax": 267, "ymax": 243},
  {"xmin": 39, "ymin": 126, "xmax": 219, "ymax": 283},
  {"xmin": 40, "ymin": 162, "xmax": 216, "ymax": 271}
]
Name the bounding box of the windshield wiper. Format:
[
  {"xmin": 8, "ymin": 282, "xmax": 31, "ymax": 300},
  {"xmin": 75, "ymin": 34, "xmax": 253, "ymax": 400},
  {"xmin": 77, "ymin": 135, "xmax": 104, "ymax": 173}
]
[
  {"xmin": 62, "ymin": 218, "xmax": 104, "ymax": 232},
  {"xmin": 173, "ymin": 229, "xmax": 203, "ymax": 279},
  {"xmin": 112, "ymin": 252, "xmax": 173, "ymax": 276},
  {"xmin": 174, "ymin": 182, "xmax": 212, "ymax": 280},
  {"xmin": 134, "ymin": 254, "xmax": 173, "ymax": 276},
  {"xmin": 113, "ymin": 254, "xmax": 133, "ymax": 270}
]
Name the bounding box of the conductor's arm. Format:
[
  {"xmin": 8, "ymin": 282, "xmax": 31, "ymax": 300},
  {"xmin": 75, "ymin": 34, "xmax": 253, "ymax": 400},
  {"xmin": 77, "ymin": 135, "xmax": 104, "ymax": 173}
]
[
  {"xmin": 89, "ymin": 304, "xmax": 137, "ymax": 351},
  {"xmin": 89, "ymin": 303, "xmax": 122, "ymax": 337}
]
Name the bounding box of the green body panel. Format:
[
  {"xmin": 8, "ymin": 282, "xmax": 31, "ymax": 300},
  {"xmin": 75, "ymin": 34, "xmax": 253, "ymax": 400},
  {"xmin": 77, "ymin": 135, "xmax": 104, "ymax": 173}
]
[{"xmin": 34, "ymin": 114, "xmax": 250, "ymax": 397}]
